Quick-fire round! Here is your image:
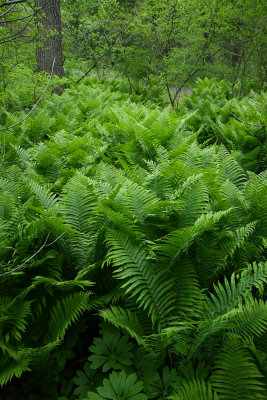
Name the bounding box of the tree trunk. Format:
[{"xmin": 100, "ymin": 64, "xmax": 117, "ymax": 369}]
[{"xmin": 35, "ymin": 0, "xmax": 64, "ymax": 94}]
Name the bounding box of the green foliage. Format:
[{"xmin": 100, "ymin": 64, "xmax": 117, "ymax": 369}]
[
  {"xmin": 87, "ymin": 370, "xmax": 147, "ymax": 400},
  {"xmin": 211, "ymin": 337, "xmax": 265, "ymax": 399},
  {"xmin": 89, "ymin": 326, "xmax": 134, "ymax": 372},
  {"xmin": 169, "ymin": 379, "xmax": 219, "ymax": 400},
  {"xmin": 0, "ymin": 77, "xmax": 266, "ymax": 399}
]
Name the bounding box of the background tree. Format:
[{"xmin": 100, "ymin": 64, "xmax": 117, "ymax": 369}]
[{"xmin": 35, "ymin": 0, "xmax": 64, "ymax": 93}]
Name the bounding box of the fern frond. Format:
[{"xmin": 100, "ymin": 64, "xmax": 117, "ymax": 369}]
[
  {"xmin": 28, "ymin": 180, "xmax": 57, "ymax": 211},
  {"xmin": 61, "ymin": 178, "xmax": 96, "ymax": 234},
  {"xmin": 211, "ymin": 337, "xmax": 265, "ymax": 399},
  {"xmin": 217, "ymin": 146, "xmax": 247, "ymax": 188},
  {"xmin": 158, "ymin": 210, "xmax": 231, "ymax": 266},
  {"xmin": 32, "ymin": 276, "xmax": 94, "ymax": 290},
  {"xmin": 99, "ymin": 306, "xmax": 146, "ymax": 346},
  {"xmin": 205, "ymin": 261, "xmax": 267, "ymax": 319},
  {"xmin": 179, "ymin": 180, "xmax": 210, "ymax": 226},
  {"xmin": 45, "ymin": 292, "xmax": 90, "ymax": 342},
  {"xmin": 172, "ymin": 259, "xmax": 203, "ymax": 319},
  {"xmin": 12, "ymin": 144, "xmax": 34, "ymax": 164},
  {"xmin": 105, "ymin": 229, "xmax": 176, "ymax": 329},
  {"xmin": 0, "ymin": 356, "xmax": 32, "ymax": 386},
  {"xmin": 169, "ymin": 379, "xmax": 219, "ymax": 400},
  {"xmin": 231, "ymin": 299, "xmax": 267, "ymax": 339}
]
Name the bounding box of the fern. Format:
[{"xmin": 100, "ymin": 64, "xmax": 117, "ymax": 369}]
[
  {"xmin": 231, "ymin": 299, "xmax": 267, "ymax": 339},
  {"xmin": 61, "ymin": 176, "xmax": 96, "ymax": 234},
  {"xmin": 204, "ymin": 261, "xmax": 267, "ymax": 319},
  {"xmin": 105, "ymin": 229, "xmax": 176, "ymax": 329},
  {"xmin": 45, "ymin": 292, "xmax": 90, "ymax": 342},
  {"xmin": 158, "ymin": 210, "xmax": 231, "ymax": 266},
  {"xmin": 1, "ymin": 76, "xmax": 267, "ymax": 391},
  {"xmin": 211, "ymin": 337, "xmax": 265, "ymax": 399},
  {"xmin": 28, "ymin": 180, "xmax": 57, "ymax": 211},
  {"xmin": 99, "ymin": 306, "xmax": 145, "ymax": 346},
  {"xmin": 169, "ymin": 379, "xmax": 219, "ymax": 400}
]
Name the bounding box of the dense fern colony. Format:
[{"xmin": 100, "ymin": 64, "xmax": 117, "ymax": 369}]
[{"xmin": 0, "ymin": 78, "xmax": 266, "ymax": 399}]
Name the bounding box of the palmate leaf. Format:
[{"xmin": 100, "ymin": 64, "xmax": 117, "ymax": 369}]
[
  {"xmin": 88, "ymin": 370, "xmax": 147, "ymax": 400},
  {"xmin": 169, "ymin": 379, "xmax": 219, "ymax": 400},
  {"xmin": 89, "ymin": 326, "xmax": 134, "ymax": 372},
  {"xmin": 45, "ymin": 292, "xmax": 89, "ymax": 342},
  {"xmin": 211, "ymin": 337, "xmax": 265, "ymax": 399},
  {"xmin": 105, "ymin": 229, "xmax": 176, "ymax": 329},
  {"xmin": 73, "ymin": 362, "xmax": 97, "ymax": 399}
]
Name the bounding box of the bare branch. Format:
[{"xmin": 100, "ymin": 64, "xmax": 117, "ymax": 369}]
[
  {"xmin": 0, "ymin": 3, "xmax": 15, "ymax": 17},
  {"xmin": 228, "ymin": 110, "xmax": 267, "ymax": 127},
  {"xmin": 0, "ymin": 0, "xmax": 26, "ymax": 8},
  {"xmin": 1, "ymin": 11, "xmax": 32, "ymax": 22},
  {"xmin": 76, "ymin": 25, "xmax": 131, "ymax": 84},
  {"xmin": 0, "ymin": 14, "xmax": 34, "ymax": 44},
  {"xmin": 0, "ymin": 231, "xmax": 67, "ymax": 277},
  {"xmin": 0, "ymin": 57, "xmax": 55, "ymax": 131}
]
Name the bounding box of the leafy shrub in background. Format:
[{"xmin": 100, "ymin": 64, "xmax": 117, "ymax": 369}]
[{"xmin": 0, "ymin": 77, "xmax": 266, "ymax": 399}]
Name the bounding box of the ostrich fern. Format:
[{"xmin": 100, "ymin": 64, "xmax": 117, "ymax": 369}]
[{"xmin": 0, "ymin": 78, "xmax": 266, "ymax": 396}]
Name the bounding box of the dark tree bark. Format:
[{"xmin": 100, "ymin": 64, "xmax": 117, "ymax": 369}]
[{"xmin": 35, "ymin": 0, "xmax": 64, "ymax": 93}]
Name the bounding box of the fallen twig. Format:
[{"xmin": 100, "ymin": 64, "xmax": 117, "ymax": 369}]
[
  {"xmin": 0, "ymin": 231, "xmax": 66, "ymax": 277},
  {"xmin": 228, "ymin": 109, "xmax": 267, "ymax": 127}
]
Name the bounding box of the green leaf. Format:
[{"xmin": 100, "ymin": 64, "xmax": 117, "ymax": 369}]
[
  {"xmin": 88, "ymin": 370, "xmax": 147, "ymax": 400},
  {"xmin": 89, "ymin": 326, "xmax": 134, "ymax": 372},
  {"xmin": 169, "ymin": 379, "xmax": 219, "ymax": 400}
]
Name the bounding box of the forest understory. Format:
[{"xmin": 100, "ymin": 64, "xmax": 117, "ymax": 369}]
[{"xmin": 0, "ymin": 1, "xmax": 266, "ymax": 399}]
